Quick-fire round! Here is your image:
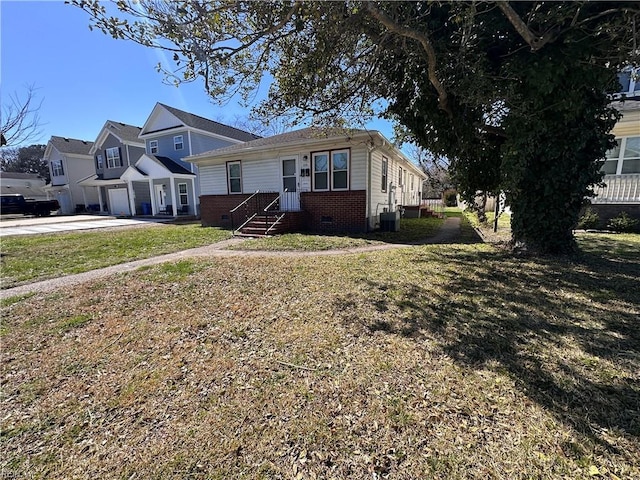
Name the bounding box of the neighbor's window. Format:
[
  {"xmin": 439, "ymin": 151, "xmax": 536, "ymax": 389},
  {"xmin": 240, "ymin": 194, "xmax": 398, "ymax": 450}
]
[
  {"xmin": 106, "ymin": 147, "xmax": 122, "ymax": 168},
  {"xmin": 149, "ymin": 140, "xmax": 158, "ymax": 154},
  {"xmin": 96, "ymin": 154, "xmax": 103, "ymax": 170},
  {"xmin": 622, "ymin": 136, "xmax": 640, "ymax": 174},
  {"xmin": 227, "ymin": 161, "xmax": 242, "ymax": 193},
  {"xmin": 178, "ymin": 183, "xmax": 188, "ymax": 205},
  {"xmin": 174, "ymin": 135, "xmax": 184, "ymax": 151},
  {"xmin": 398, "ymin": 166, "xmax": 404, "ymax": 186},
  {"xmin": 313, "ymin": 152, "xmax": 329, "ymax": 191},
  {"xmin": 51, "ymin": 159, "xmax": 64, "ymax": 176},
  {"xmin": 410, "ymin": 174, "xmax": 415, "ymax": 190},
  {"xmin": 331, "ymin": 150, "xmax": 349, "ymax": 190},
  {"xmin": 381, "ymin": 157, "xmax": 388, "ymax": 192}
]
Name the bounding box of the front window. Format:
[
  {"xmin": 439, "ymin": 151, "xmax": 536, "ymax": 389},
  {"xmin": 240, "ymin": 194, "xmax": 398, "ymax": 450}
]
[
  {"xmin": 227, "ymin": 161, "xmax": 242, "ymax": 193},
  {"xmin": 149, "ymin": 140, "xmax": 158, "ymax": 154},
  {"xmin": 96, "ymin": 154, "xmax": 103, "ymax": 170},
  {"xmin": 381, "ymin": 157, "xmax": 388, "ymax": 192},
  {"xmin": 106, "ymin": 147, "xmax": 122, "ymax": 168},
  {"xmin": 313, "ymin": 152, "xmax": 329, "ymax": 191},
  {"xmin": 51, "ymin": 159, "xmax": 64, "ymax": 176},
  {"xmin": 622, "ymin": 136, "xmax": 640, "ymax": 174},
  {"xmin": 174, "ymin": 135, "xmax": 184, "ymax": 150},
  {"xmin": 178, "ymin": 183, "xmax": 188, "ymax": 205},
  {"xmin": 332, "ymin": 150, "xmax": 349, "ymax": 190}
]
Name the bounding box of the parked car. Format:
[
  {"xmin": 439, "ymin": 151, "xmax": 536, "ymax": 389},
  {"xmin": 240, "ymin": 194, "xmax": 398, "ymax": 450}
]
[{"xmin": 0, "ymin": 194, "xmax": 60, "ymax": 216}]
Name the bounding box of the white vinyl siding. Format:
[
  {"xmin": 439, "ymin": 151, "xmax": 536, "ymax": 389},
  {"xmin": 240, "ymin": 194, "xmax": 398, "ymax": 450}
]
[
  {"xmin": 197, "ymin": 165, "xmax": 228, "ymax": 195},
  {"xmin": 242, "ymin": 158, "xmax": 281, "ymax": 192}
]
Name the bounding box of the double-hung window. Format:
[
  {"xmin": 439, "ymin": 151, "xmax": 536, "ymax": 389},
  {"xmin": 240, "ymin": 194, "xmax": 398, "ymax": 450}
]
[
  {"xmin": 313, "ymin": 152, "xmax": 329, "ymax": 191},
  {"xmin": 227, "ymin": 161, "xmax": 242, "ymax": 193},
  {"xmin": 106, "ymin": 147, "xmax": 122, "ymax": 168},
  {"xmin": 149, "ymin": 140, "xmax": 158, "ymax": 154},
  {"xmin": 312, "ymin": 149, "xmax": 350, "ymax": 191},
  {"xmin": 622, "ymin": 136, "xmax": 640, "ymax": 174},
  {"xmin": 51, "ymin": 159, "xmax": 64, "ymax": 177},
  {"xmin": 331, "ymin": 150, "xmax": 349, "ymax": 190},
  {"xmin": 96, "ymin": 154, "xmax": 103, "ymax": 170},
  {"xmin": 178, "ymin": 183, "xmax": 188, "ymax": 205},
  {"xmin": 381, "ymin": 157, "xmax": 388, "ymax": 192},
  {"xmin": 174, "ymin": 135, "xmax": 184, "ymax": 150},
  {"xmin": 602, "ymin": 136, "xmax": 640, "ymax": 175}
]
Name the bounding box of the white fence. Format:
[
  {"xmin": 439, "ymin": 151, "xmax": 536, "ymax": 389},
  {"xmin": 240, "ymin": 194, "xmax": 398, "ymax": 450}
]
[{"xmin": 592, "ymin": 174, "xmax": 640, "ymax": 204}]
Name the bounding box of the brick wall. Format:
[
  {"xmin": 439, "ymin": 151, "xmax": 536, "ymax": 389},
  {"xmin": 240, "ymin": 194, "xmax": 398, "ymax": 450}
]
[
  {"xmin": 301, "ymin": 190, "xmax": 367, "ymax": 233},
  {"xmin": 201, "ymin": 190, "xmax": 368, "ymax": 233}
]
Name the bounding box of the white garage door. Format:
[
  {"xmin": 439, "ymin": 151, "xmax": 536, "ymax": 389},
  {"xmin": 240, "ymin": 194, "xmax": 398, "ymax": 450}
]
[{"xmin": 108, "ymin": 189, "xmax": 131, "ymax": 216}]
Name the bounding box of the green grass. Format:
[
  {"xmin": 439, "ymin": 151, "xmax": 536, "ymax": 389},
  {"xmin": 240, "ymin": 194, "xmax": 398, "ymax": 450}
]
[
  {"xmin": 2, "ymin": 233, "xmax": 638, "ymax": 479},
  {"xmin": 232, "ymin": 216, "xmax": 445, "ymax": 251},
  {"xmin": 0, "ymin": 223, "xmax": 230, "ymax": 288}
]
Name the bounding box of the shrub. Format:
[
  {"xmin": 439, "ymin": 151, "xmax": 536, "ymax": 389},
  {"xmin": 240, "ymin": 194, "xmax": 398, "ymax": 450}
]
[
  {"xmin": 607, "ymin": 212, "xmax": 639, "ymax": 233},
  {"xmin": 576, "ymin": 207, "xmax": 599, "ymax": 230}
]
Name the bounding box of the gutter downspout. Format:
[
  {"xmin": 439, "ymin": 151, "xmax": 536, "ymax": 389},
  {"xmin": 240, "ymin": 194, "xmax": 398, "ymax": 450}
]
[{"xmin": 366, "ymin": 143, "xmax": 373, "ymax": 232}]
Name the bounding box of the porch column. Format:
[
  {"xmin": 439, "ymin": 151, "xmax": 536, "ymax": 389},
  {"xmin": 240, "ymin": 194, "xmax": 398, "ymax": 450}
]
[
  {"xmin": 127, "ymin": 181, "xmax": 136, "ymax": 216},
  {"xmin": 191, "ymin": 177, "xmax": 198, "ymax": 216},
  {"xmin": 81, "ymin": 187, "xmax": 88, "ymax": 210},
  {"xmin": 97, "ymin": 186, "xmax": 105, "ymax": 213},
  {"xmin": 169, "ymin": 176, "xmax": 177, "ymax": 216},
  {"xmin": 149, "ymin": 179, "xmax": 157, "ymax": 215}
]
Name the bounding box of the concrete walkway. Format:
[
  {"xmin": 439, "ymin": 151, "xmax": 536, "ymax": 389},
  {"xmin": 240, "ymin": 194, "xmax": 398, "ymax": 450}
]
[
  {"xmin": 0, "ymin": 215, "xmax": 170, "ymax": 237},
  {"xmin": 1, "ymin": 217, "xmax": 462, "ymax": 300}
]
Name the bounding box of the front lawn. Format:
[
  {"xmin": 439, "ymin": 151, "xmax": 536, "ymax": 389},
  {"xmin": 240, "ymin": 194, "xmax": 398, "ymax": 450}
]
[
  {"xmin": 2, "ymin": 233, "xmax": 638, "ymax": 479},
  {"xmin": 0, "ymin": 223, "xmax": 230, "ymax": 288}
]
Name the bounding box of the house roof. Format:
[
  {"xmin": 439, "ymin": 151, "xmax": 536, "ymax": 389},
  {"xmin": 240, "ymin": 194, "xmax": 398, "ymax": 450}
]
[
  {"xmin": 149, "ymin": 155, "xmax": 195, "ymax": 175},
  {"xmin": 188, "ymin": 127, "xmax": 373, "ymax": 159},
  {"xmin": 48, "ymin": 136, "xmax": 93, "ymax": 155},
  {"xmin": 104, "ymin": 121, "xmax": 143, "ymax": 143},
  {"xmin": 154, "ymin": 103, "xmax": 262, "ymax": 142},
  {"xmin": 0, "ymin": 171, "xmax": 44, "ymax": 181}
]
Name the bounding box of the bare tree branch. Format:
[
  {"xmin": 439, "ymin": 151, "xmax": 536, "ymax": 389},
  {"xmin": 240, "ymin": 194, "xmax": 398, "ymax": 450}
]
[
  {"xmin": 1, "ymin": 85, "xmax": 44, "ymax": 147},
  {"xmin": 365, "ymin": 1, "xmax": 453, "ymax": 119}
]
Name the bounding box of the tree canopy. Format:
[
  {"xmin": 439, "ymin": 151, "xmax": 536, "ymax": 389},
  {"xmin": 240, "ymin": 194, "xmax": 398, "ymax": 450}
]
[
  {"xmin": 1, "ymin": 85, "xmax": 44, "ymax": 147},
  {"xmin": 71, "ymin": 0, "xmax": 640, "ymax": 253},
  {"xmin": 0, "ymin": 144, "xmax": 49, "ymax": 183}
]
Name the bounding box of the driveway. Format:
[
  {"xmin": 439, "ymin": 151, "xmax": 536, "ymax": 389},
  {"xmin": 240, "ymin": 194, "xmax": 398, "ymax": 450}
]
[{"xmin": 0, "ymin": 215, "xmax": 169, "ymax": 237}]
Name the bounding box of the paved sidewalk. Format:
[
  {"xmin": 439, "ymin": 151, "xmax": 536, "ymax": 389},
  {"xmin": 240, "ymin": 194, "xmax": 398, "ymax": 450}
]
[
  {"xmin": 1, "ymin": 217, "xmax": 462, "ymax": 300},
  {"xmin": 0, "ymin": 215, "xmax": 170, "ymax": 237}
]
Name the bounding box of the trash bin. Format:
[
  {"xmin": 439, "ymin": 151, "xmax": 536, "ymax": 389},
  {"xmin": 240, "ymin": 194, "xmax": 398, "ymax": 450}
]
[{"xmin": 141, "ymin": 202, "xmax": 151, "ymax": 215}]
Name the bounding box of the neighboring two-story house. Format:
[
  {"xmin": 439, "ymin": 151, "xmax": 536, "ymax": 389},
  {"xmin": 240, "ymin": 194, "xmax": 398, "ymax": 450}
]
[
  {"xmin": 77, "ymin": 121, "xmax": 146, "ymax": 216},
  {"xmin": 135, "ymin": 103, "xmax": 261, "ymax": 216},
  {"xmin": 43, "ymin": 136, "xmax": 97, "ymax": 214},
  {"xmin": 592, "ymin": 66, "xmax": 640, "ymax": 223}
]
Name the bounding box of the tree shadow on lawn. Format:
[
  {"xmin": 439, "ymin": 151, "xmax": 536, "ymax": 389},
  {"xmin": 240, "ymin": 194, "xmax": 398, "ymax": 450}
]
[{"xmin": 337, "ymin": 245, "xmax": 639, "ymax": 457}]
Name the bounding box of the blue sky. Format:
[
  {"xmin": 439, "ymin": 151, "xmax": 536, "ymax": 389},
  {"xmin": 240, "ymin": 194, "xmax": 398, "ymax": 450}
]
[{"xmin": 1, "ymin": 1, "xmax": 393, "ymax": 146}]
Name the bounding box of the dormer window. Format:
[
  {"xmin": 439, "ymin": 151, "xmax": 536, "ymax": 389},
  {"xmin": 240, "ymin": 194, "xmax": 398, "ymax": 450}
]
[
  {"xmin": 149, "ymin": 140, "xmax": 158, "ymax": 154},
  {"xmin": 174, "ymin": 135, "xmax": 184, "ymax": 151}
]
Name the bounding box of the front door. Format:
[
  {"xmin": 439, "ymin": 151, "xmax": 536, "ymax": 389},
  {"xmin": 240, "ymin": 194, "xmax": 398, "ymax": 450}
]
[
  {"xmin": 281, "ymin": 157, "xmax": 300, "ymax": 211},
  {"xmin": 155, "ymin": 184, "xmax": 166, "ymax": 212}
]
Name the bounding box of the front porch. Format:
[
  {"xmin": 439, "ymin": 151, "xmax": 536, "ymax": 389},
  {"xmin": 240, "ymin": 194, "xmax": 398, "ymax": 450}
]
[{"xmin": 592, "ymin": 174, "xmax": 640, "ymax": 204}]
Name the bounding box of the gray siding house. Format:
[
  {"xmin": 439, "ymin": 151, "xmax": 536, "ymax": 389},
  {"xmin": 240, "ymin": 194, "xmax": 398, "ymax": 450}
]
[
  {"xmin": 43, "ymin": 136, "xmax": 98, "ymax": 214},
  {"xmin": 138, "ymin": 103, "xmax": 261, "ymax": 215}
]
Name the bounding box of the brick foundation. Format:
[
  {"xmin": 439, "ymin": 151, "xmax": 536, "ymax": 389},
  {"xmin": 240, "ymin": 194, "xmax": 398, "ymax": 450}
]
[
  {"xmin": 200, "ymin": 190, "xmax": 368, "ymax": 233},
  {"xmin": 300, "ymin": 190, "xmax": 367, "ymax": 233}
]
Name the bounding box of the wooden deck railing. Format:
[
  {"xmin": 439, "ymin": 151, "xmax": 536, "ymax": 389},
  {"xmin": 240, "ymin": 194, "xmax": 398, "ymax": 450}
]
[{"xmin": 592, "ymin": 174, "xmax": 640, "ymax": 204}]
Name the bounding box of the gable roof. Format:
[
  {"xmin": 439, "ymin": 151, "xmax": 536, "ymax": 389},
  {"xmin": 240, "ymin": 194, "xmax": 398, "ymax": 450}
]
[
  {"xmin": 0, "ymin": 171, "xmax": 44, "ymax": 181},
  {"xmin": 188, "ymin": 127, "xmax": 373, "ymax": 159},
  {"xmin": 150, "ymin": 155, "xmax": 195, "ymax": 175},
  {"xmin": 48, "ymin": 136, "xmax": 93, "ymax": 156},
  {"xmin": 104, "ymin": 121, "xmax": 143, "ymax": 144},
  {"xmin": 142, "ymin": 103, "xmax": 261, "ymax": 142}
]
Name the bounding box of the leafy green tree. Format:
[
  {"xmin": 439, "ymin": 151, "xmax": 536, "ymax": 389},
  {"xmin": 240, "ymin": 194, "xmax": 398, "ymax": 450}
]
[
  {"xmin": 71, "ymin": 0, "xmax": 639, "ymax": 253},
  {"xmin": 0, "ymin": 144, "xmax": 49, "ymax": 183}
]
